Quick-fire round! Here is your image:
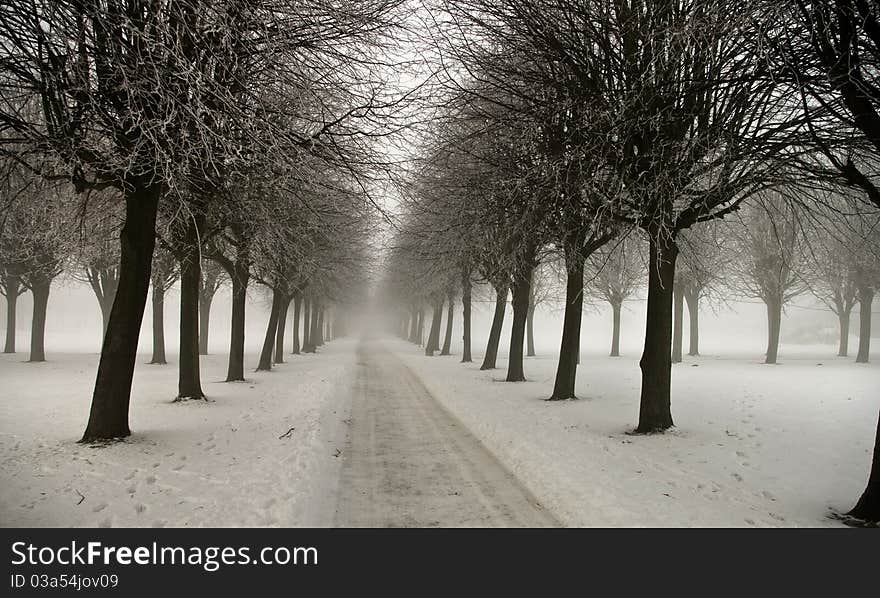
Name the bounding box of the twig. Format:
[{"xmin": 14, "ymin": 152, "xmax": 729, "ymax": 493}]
[
  {"xmin": 74, "ymin": 488, "xmax": 85, "ymax": 505},
  {"xmin": 278, "ymin": 427, "xmax": 295, "ymax": 440}
]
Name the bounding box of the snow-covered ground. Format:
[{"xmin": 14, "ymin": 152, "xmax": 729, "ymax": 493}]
[
  {"xmin": 0, "ymin": 341, "xmax": 357, "ymax": 528},
  {"xmin": 391, "ymin": 340, "xmax": 880, "ymax": 527}
]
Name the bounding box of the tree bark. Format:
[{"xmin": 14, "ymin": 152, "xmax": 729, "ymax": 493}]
[
  {"xmin": 848, "ymin": 407, "xmax": 880, "ymax": 522},
  {"xmin": 149, "ymin": 282, "xmax": 166, "ymax": 365},
  {"xmin": 225, "ymin": 259, "xmax": 249, "ymax": 382},
  {"xmin": 765, "ymin": 297, "xmax": 782, "ymax": 365},
  {"xmin": 316, "ymin": 306, "xmax": 325, "ymax": 346},
  {"xmin": 480, "ymin": 284, "xmax": 507, "ymax": 370},
  {"xmin": 417, "ymin": 308, "xmax": 424, "ymax": 346},
  {"xmin": 441, "ymin": 294, "xmax": 454, "ymax": 355},
  {"xmin": 857, "ymin": 287, "xmax": 873, "ymax": 363},
  {"xmin": 461, "ymin": 270, "xmax": 472, "ymax": 362},
  {"xmin": 3, "ymin": 276, "xmax": 20, "ymax": 353},
  {"xmin": 838, "ymin": 309, "xmax": 851, "ymax": 357},
  {"xmin": 302, "ymin": 297, "xmax": 312, "ymax": 352},
  {"xmin": 87, "ymin": 269, "xmax": 117, "ymax": 343},
  {"xmin": 81, "ymin": 182, "xmax": 161, "ymax": 442},
  {"xmin": 684, "ymin": 289, "xmax": 700, "ymax": 356},
  {"xmin": 636, "ymin": 234, "xmax": 678, "ymax": 433},
  {"xmin": 28, "ymin": 278, "xmax": 51, "ymax": 362},
  {"xmin": 177, "ymin": 236, "xmax": 205, "ymax": 400},
  {"xmin": 408, "ymin": 306, "xmax": 419, "ymax": 343},
  {"xmin": 99, "ymin": 296, "xmax": 112, "ymax": 342},
  {"xmin": 610, "ymin": 300, "xmax": 622, "ymax": 357},
  {"xmin": 257, "ymin": 289, "xmax": 281, "ymax": 371},
  {"xmin": 309, "ymin": 301, "xmax": 321, "ymax": 353},
  {"xmin": 291, "ymin": 293, "xmax": 301, "ymax": 354},
  {"xmin": 274, "ymin": 295, "xmax": 290, "ymax": 363},
  {"xmin": 549, "ymin": 252, "xmax": 585, "ymax": 399},
  {"xmin": 425, "ymin": 299, "xmax": 443, "ymax": 356},
  {"xmin": 672, "ymin": 285, "xmax": 684, "ymax": 363},
  {"xmin": 506, "ymin": 270, "xmax": 532, "ymax": 382},
  {"xmin": 198, "ymin": 287, "xmax": 213, "ymax": 355},
  {"xmin": 526, "ymin": 303, "xmax": 536, "ymax": 357}
]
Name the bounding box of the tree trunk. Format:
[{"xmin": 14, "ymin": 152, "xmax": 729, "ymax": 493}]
[
  {"xmin": 857, "ymin": 287, "xmax": 873, "ymax": 363},
  {"xmin": 765, "ymin": 297, "xmax": 782, "ymax": 365},
  {"xmin": 408, "ymin": 307, "xmax": 419, "ymax": 343},
  {"xmin": 848, "ymin": 408, "xmax": 880, "ymax": 522},
  {"xmin": 672, "ymin": 285, "xmax": 684, "ymax": 363},
  {"xmin": 177, "ymin": 237, "xmax": 205, "ymax": 400},
  {"xmin": 316, "ymin": 307, "xmax": 325, "ymax": 346},
  {"xmin": 291, "ymin": 293, "xmax": 301, "ymax": 354},
  {"xmin": 198, "ymin": 288, "xmax": 212, "ymax": 355},
  {"xmin": 417, "ymin": 309, "xmax": 424, "ymax": 346},
  {"xmin": 610, "ymin": 300, "xmax": 622, "ymax": 357},
  {"xmin": 838, "ymin": 309, "xmax": 851, "ymax": 357},
  {"xmin": 506, "ymin": 270, "xmax": 532, "ymax": 382},
  {"xmin": 309, "ymin": 302, "xmax": 321, "ymax": 350},
  {"xmin": 28, "ymin": 278, "xmax": 50, "ymax": 362},
  {"xmin": 549, "ymin": 252, "xmax": 585, "ymax": 399},
  {"xmin": 99, "ymin": 299, "xmax": 112, "ymax": 342},
  {"xmin": 3, "ymin": 277, "xmax": 20, "ymax": 353},
  {"xmin": 225, "ymin": 259, "xmax": 249, "ymax": 382},
  {"xmin": 257, "ymin": 289, "xmax": 281, "ymax": 371},
  {"xmin": 526, "ymin": 304, "xmax": 536, "ymax": 357},
  {"xmin": 461, "ymin": 270, "xmax": 472, "ymax": 362},
  {"xmin": 87, "ymin": 270, "xmax": 116, "ymax": 343},
  {"xmin": 685, "ymin": 289, "xmax": 700, "ymax": 356},
  {"xmin": 302, "ymin": 297, "xmax": 312, "ymax": 352},
  {"xmin": 274, "ymin": 296, "xmax": 290, "ymax": 363},
  {"xmin": 441, "ymin": 294, "xmax": 454, "ymax": 355},
  {"xmin": 425, "ymin": 299, "xmax": 443, "ymax": 356},
  {"xmin": 636, "ymin": 234, "xmax": 678, "ymax": 433},
  {"xmin": 81, "ymin": 183, "xmax": 161, "ymax": 442},
  {"xmin": 480, "ymin": 284, "xmax": 508, "ymax": 370},
  {"xmin": 149, "ymin": 282, "xmax": 166, "ymax": 365}
]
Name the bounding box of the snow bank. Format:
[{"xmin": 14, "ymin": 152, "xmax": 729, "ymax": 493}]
[
  {"xmin": 391, "ymin": 340, "xmax": 879, "ymax": 527},
  {"xmin": 0, "ymin": 341, "xmax": 357, "ymax": 527}
]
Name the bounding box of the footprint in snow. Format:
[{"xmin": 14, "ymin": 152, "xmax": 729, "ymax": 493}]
[
  {"xmin": 92, "ymin": 502, "xmax": 108, "ymax": 513},
  {"xmin": 145, "ymin": 475, "xmax": 157, "ymax": 485},
  {"xmin": 135, "ymin": 503, "xmax": 147, "ymax": 515}
]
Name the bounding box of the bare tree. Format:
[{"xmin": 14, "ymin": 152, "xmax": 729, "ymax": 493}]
[
  {"xmin": 586, "ymin": 234, "xmax": 646, "ymax": 358},
  {"xmin": 198, "ymin": 259, "xmax": 225, "ymax": 356},
  {"xmin": 673, "ymin": 223, "xmax": 728, "ymax": 361},
  {"xmin": 730, "ymin": 198, "xmax": 809, "ymax": 364},
  {"xmin": 759, "ymin": 0, "xmax": 880, "ymax": 522},
  {"xmin": 73, "ymin": 197, "xmax": 121, "ymax": 343},
  {"xmin": 148, "ymin": 247, "xmax": 178, "ymax": 366}
]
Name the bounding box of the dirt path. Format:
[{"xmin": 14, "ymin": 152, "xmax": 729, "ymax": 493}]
[{"xmin": 334, "ymin": 340, "xmax": 560, "ymax": 527}]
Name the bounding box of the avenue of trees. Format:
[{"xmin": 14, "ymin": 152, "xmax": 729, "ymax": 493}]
[
  {"xmin": 0, "ymin": 1, "xmax": 407, "ymax": 440},
  {"xmin": 381, "ymin": 0, "xmax": 880, "ymax": 524},
  {"xmin": 1, "ymin": 0, "xmax": 879, "ymax": 526}
]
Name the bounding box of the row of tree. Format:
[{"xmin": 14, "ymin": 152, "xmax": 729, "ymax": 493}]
[
  {"xmin": 391, "ymin": 200, "xmax": 879, "ymax": 367},
  {"xmin": 0, "ymin": 1, "xmax": 404, "ymax": 441},
  {"xmin": 380, "ymin": 0, "xmax": 880, "ymax": 523}
]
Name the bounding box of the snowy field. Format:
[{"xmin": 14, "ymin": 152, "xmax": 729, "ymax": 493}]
[
  {"xmin": 0, "ymin": 341, "xmax": 357, "ymax": 528},
  {"xmin": 391, "ymin": 340, "xmax": 880, "ymax": 527}
]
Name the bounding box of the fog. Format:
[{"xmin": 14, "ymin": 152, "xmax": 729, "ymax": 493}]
[{"xmin": 2, "ymin": 278, "xmax": 854, "ymax": 362}]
